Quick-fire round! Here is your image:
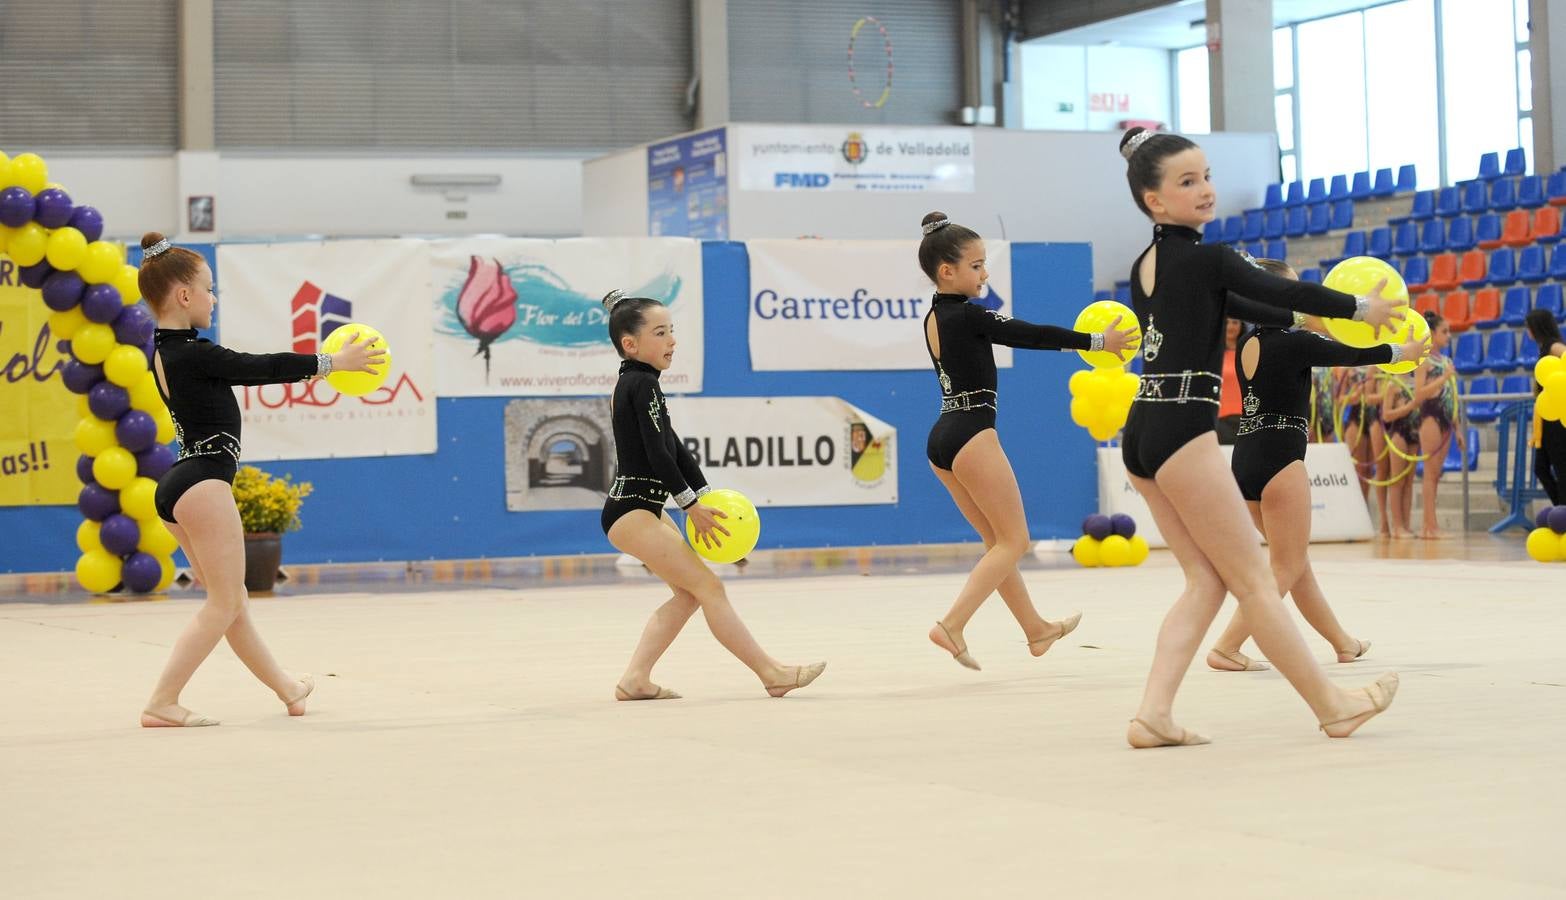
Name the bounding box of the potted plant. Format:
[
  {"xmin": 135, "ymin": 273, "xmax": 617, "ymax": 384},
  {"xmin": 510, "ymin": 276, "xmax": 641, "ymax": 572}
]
[{"xmin": 230, "ymin": 465, "xmax": 313, "ymax": 593}]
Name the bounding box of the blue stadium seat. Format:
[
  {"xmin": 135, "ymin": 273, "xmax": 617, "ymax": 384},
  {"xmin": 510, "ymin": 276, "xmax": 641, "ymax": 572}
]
[
  {"xmin": 1504, "ymin": 147, "xmax": 1526, "ymax": 177},
  {"xmin": 1299, "ymin": 267, "xmax": 1322, "ymax": 284},
  {"xmin": 1498, "ymin": 286, "xmax": 1531, "ymax": 327},
  {"xmin": 1419, "ymin": 219, "xmax": 1446, "ymax": 253},
  {"xmin": 1372, "ymin": 167, "xmax": 1395, "ymax": 197},
  {"xmin": 1330, "ymin": 199, "xmax": 1354, "ymax": 230},
  {"xmin": 1446, "ymin": 216, "xmax": 1475, "ymax": 251},
  {"xmin": 1408, "ymin": 189, "xmax": 1435, "ymax": 220},
  {"xmin": 1464, "ymin": 375, "xmax": 1499, "ymax": 422},
  {"xmin": 1306, "ymin": 177, "xmax": 1327, "ymax": 205},
  {"xmin": 1475, "ymin": 214, "xmax": 1503, "ymax": 249},
  {"xmin": 1263, "ymin": 209, "xmax": 1285, "ymax": 239},
  {"xmin": 1093, "ymin": 289, "xmax": 1113, "ymax": 301},
  {"xmin": 1350, "ymin": 171, "xmax": 1372, "ymax": 200},
  {"xmin": 1519, "ymin": 175, "xmax": 1545, "ymax": 208},
  {"xmin": 1264, "ymin": 183, "xmax": 1285, "ymax": 210},
  {"xmin": 1453, "ymin": 332, "xmax": 1486, "ymax": 374},
  {"xmin": 1461, "ymin": 180, "xmax": 1489, "ymax": 214},
  {"xmin": 1307, "ymin": 203, "xmax": 1331, "ymax": 235},
  {"xmin": 1520, "ymin": 334, "xmax": 1541, "ymax": 367},
  {"xmin": 1402, "ymin": 256, "xmax": 1430, "ymax": 289},
  {"xmin": 1246, "ymin": 240, "xmax": 1267, "ymax": 258},
  {"xmin": 1367, "ymin": 227, "xmax": 1392, "ymax": 259},
  {"xmin": 1242, "ymin": 210, "xmax": 1265, "ymax": 241},
  {"xmin": 1203, "ymin": 220, "xmax": 1224, "ymax": 243},
  {"xmin": 1321, "ymin": 230, "xmax": 1366, "ymax": 268},
  {"xmin": 1550, "ymin": 170, "xmax": 1566, "ymax": 205},
  {"xmin": 1396, "ymin": 164, "xmax": 1417, "ymax": 193},
  {"xmin": 1441, "ymin": 426, "xmax": 1480, "ymax": 472},
  {"xmin": 1392, "ymin": 221, "xmax": 1420, "ymax": 256},
  {"xmin": 1535, "ymin": 282, "xmax": 1565, "ymax": 320},
  {"xmin": 1114, "ymin": 284, "xmax": 1131, "ymax": 304},
  {"xmin": 1484, "ymin": 249, "xmax": 1515, "ymax": 286},
  {"xmin": 1481, "ymin": 331, "xmax": 1517, "ymax": 371},
  {"xmin": 1490, "ymin": 177, "xmax": 1517, "ymax": 211},
  {"xmin": 1518, "ymin": 245, "xmax": 1547, "ymax": 283},
  {"xmin": 1477, "ymin": 151, "xmax": 1501, "ymax": 180},
  {"xmin": 1265, "ymin": 239, "xmax": 1287, "ymax": 261},
  {"xmin": 1223, "ymin": 215, "xmax": 1244, "ymax": 243},
  {"xmin": 1328, "ymin": 174, "xmax": 1350, "ymax": 201},
  {"xmin": 1286, "ymin": 180, "xmax": 1306, "ymax": 207},
  {"xmin": 1285, "ymin": 205, "xmax": 1308, "ymax": 237}
]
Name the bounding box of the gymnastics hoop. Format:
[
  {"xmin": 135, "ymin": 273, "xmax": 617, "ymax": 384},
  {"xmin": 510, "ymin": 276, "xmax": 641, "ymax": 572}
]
[{"xmin": 847, "ymin": 16, "xmax": 893, "ymax": 109}]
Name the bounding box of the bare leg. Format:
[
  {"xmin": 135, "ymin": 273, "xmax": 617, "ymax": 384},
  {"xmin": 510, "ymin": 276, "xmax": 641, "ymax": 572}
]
[
  {"xmin": 1388, "ymin": 434, "xmax": 1417, "ymax": 538},
  {"xmin": 617, "ymin": 514, "xmax": 702, "ymax": 696},
  {"xmin": 1419, "ymin": 419, "xmax": 1451, "ymax": 539},
  {"xmin": 1371, "ymin": 420, "xmax": 1391, "ymax": 536}
]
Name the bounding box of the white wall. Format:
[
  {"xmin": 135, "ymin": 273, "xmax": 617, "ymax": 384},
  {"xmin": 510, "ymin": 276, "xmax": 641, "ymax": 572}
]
[
  {"xmin": 45, "ymin": 156, "xmax": 179, "ymax": 239},
  {"xmin": 1021, "ymin": 43, "xmax": 1173, "ymax": 133},
  {"xmin": 580, "ymin": 146, "xmax": 650, "ymax": 237},
  {"xmin": 1022, "ymin": 45, "xmax": 1090, "ymax": 130}
]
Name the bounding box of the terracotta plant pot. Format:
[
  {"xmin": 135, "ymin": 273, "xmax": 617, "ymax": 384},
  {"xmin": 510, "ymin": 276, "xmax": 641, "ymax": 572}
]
[{"xmin": 243, "ymin": 532, "xmax": 283, "ymax": 593}]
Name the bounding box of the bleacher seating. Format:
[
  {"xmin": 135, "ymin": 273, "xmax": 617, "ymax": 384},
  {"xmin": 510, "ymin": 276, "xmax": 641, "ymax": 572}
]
[
  {"xmin": 1518, "ymin": 245, "xmax": 1547, "ymax": 283},
  {"xmin": 1436, "ymin": 186, "xmax": 1461, "ymax": 217},
  {"xmin": 1490, "ymin": 177, "xmax": 1517, "ymax": 211},
  {"xmin": 1321, "ymin": 230, "xmax": 1366, "ymax": 268},
  {"xmin": 1414, "ymin": 292, "xmax": 1441, "ymax": 317},
  {"xmin": 1447, "ymin": 216, "xmax": 1475, "ymax": 251},
  {"xmin": 1372, "ymin": 168, "xmax": 1395, "ymax": 197},
  {"xmin": 1264, "ymin": 239, "xmax": 1287, "ymax": 260},
  {"xmin": 1403, "ymin": 256, "xmax": 1431, "ymax": 290},
  {"xmin": 1367, "ymin": 227, "xmax": 1392, "ymax": 259},
  {"xmin": 1475, "ymin": 248, "xmax": 1506, "ymax": 287},
  {"xmin": 1264, "ymin": 183, "xmax": 1285, "ymax": 210},
  {"xmin": 1469, "ymin": 288, "xmax": 1502, "ymax": 329},
  {"xmin": 1285, "ymin": 205, "xmax": 1308, "ymax": 238},
  {"xmin": 1286, "ymin": 180, "xmax": 1306, "ymax": 206},
  {"xmin": 1496, "ymin": 286, "xmax": 1529, "ymax": 328},
  {"xmin": 1441, "ymin": 290, "xmax": 1472, "ymax": 331},
  {"xmin": 1408, "ymin": 190, "xmax": 1435, "ymax": 220},
  {"xmin": 1481, "ymin": 331, "xmax": 1517, "ymax": 372},
  {"xmin": 1393, "ymin": 220, "xmax": 1420, "ymax": 255},
  {"xmin": 1519, "ymin": 175, "xmax": 1545, "ymax": 208},
  {"xmin": 1308, "ymin": 203, "xmax": 1331, "ymax": 235},
  {"xmin": 1520, "ymin": 334, "xmax": 1541, "ymax": 367},
  {"xmin": 1350, "ymin": 171, "xmax": 1372, "ymax": 200},
  {"xmin": 1461, "ymin": 180, "xmax": 1488, "ymax": 214},
  {"xmin": 1475, "ymin": 214, "xmax": 1503, "ymax": 250},
  {"xmin": 1203, "ymin": 220, "xmax": 1224, "ymax": 243},
  {"xmin": 1330, "ymin": 199, "xmax": 1354, "ymax": 230},
  {"xmin": 1223, "ymin": 215, "xmax": 1243, "ymax": 243},
  {"xmin": 1535, "ymin": 283, "xmax": 1565, "ymax": 320},
  {"xmin": 1453, "ymin": 332, "xmax": 1485, "ymax": 374},
  {"xmin": 1263, "ymin": 209, "xmax": 1286, "ymax": 239},
  {"xmin": 1329, "ymin": 174, "xmax": 1349, "ymax": 202},
  {"xmin": 1308, "ymin": 177, "xmax": 1328, "ymax": 204},
  {"xmin": 1420, "ymin": 219, "xmax": 1446, "ymax": 254},
  {"xmin": 1549, "ymin": 170, "xmax": 1566, "ymax": 205},
  {"xmin": 1533, "ymin": 206, "xmax": 1562, "ymax": 244},
  {"xmin": 1396, "ymin": 164, "xmax": 1417, "ymax": 193},
  {"xmin": 1477, "ymin": 151, "xmax": 1501, "ymax": 180},
  {"xmin": 1428, "ymin": 253, "xmax": 1459, "ymax": 290},
  {"xmin": 1242, "ymin": 210, "xmax": 1265, "ymax": 242},
  {"xmin": 1503, "ymin": 147, "xmax": 1526, "ymax": 177},
  {"xmin": 1299, "ymin": 267, "xmax": 1322, "ymax": 284},
  {"xmin": 1499, "ymin": 209, "xmax": 1530, "ymax": 247},
  {"xmin": 1464, "ymin": 375, "xmax": 1500, "ymax": 422}
]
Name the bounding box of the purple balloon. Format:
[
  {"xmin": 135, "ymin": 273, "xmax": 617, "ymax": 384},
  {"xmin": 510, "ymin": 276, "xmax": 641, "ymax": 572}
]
[
  {"xmin": 1550, "ymin": 506, "xmax": 1566, "ymax": 535},
  {"xmin": 18, "ymin": 261, "xmax": 53, "ymax": 289},
  {"xmin": 78, "ymin": 484, "xmax": 121, "ymax": 522},
  {"xmin": 1538, "ymin": 507, "xmax": 1554, "ymax": 529},
  {"xmin": 0, "ymin": 186, "xmax": 36, "ymax": 228},
  {"xmin": 81, "ymin": 284, "xmax": 122, "ymax": 324},
  {"xmin": 33, "ymin": 188, "xmax": 74, "ymax": 228},
  {"xmin": 41, "ymin": 270, "xmax": 86, "ymax": 311},
  {"xmin": 68, "ymin": 206, "xmax": 104, "ymax": 243},
  {"xmin": 1110, "ymin": 513, "xmax": 1137, "ymax": 539},
  {"xmin": 60, "ymin": 359, "xmax": 104, "ymax": 394},
  {"xmin": 135, "ymin": 444, "xmax": 175, "ymax": 480},
  {"xmin": 1082, "ymin": 514, "xmax": 1113, "ymax": 540},
  {"xmin": 122, "ymin": 552, "xmax": 162, "ymax": 592},
  {"xmin": 100, "ymin": 514, "xmax": 141, "ymax": 556},
  {"xmin": 88, "ymin": 382, "xmax": 131, "ymax": 420},
  {"xmin": 112, "ymin": 303, "xmax": 155, "ymax": 347},
  {"xmin": 76, "ymin": 454, "xmax": 96, "ymax": 485},
  {"xmin": 142, "ymin": 338, "xmax": 156, "ymax": 366},
  {"xmin": 115, "ymin": 410, "xmax": 158, "ymax": 452}
]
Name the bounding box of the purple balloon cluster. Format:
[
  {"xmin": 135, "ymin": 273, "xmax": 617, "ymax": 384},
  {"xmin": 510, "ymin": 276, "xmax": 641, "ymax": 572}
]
[
  {"xmin": 1081, "ymin": 513, "xmax": 1137, "ymax": 541},
  {"xmin": 1536, "ymin": 505, "xmax": 1566, "ymax": 536}
]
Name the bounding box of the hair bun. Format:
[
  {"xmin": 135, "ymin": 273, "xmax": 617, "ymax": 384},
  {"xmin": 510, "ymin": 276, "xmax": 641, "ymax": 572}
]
[
  {"xmin": 601, "ymin": 289, "xmax": 627, "ymax": 312},
  {"xmin": 920, "ymin": 211, "xmax": 951, "ymax": 236},
  {"xmin": 140, "ymin": 232, "xmax": 166, "ymax": 250}
]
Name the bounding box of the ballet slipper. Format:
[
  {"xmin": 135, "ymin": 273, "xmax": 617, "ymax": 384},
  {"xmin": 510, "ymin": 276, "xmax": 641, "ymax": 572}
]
[
  {"xmin": 281, "ymin": 674, "xmax": 314, "ymax": 716},
  {"xmin": 1207, "ymin": 647, "xmax": 1271, "ymax": 672},
  {"xmin": 1127, "ymin": 717, "xmax": 1211, "ymax": 749},
  {"xmin": 931, "ymin": 621, "xmax": 980, "ymax": 670},
  {"xmin": 765, "ymin": 662, "xmax": 826, "ymax": 698},
  {"xmin": 140, "ymin": 706, "xmax": 220, "ymax": 728},
  {"xmin": 615, "ymin": 683, "xmax": 682, "ymax": 701},
  {"xmin": 1335, "ymin": 639, "xmax": 1371, "ymax": 663},
  {"xmin": 1025, "ymin": 612, "xmax": 1081, "ymax": 657},
  {"xmin": 1319, "ymin": 673, "xmax": 1400, "ymax": 738}
]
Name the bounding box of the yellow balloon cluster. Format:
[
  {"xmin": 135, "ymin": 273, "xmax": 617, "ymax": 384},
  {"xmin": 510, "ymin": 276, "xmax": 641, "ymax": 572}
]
[
  {"xmin": 4, "ymin": 149, "xmax": 179, "ymax": 594},
  {"xmin": 1071, "ymin": 533, "xmax": 1150, "ymax": 567},
  {"xmin": 1525, "ymin": 527, "xmax": 1566, "ymax": 563},
  {"xmin": 1069, "ymin": 368, "xmax": 1140, "ymax": 442},
  {"xmin": 1537, "ymin": 357, "xmax": 1566, "ymax": 423}
]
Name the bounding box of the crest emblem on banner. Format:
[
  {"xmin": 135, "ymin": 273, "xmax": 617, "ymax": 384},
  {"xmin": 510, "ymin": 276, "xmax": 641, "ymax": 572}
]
[{"xmin": 840, "ymin": 132, "xmax": 870, "ymax": 165}]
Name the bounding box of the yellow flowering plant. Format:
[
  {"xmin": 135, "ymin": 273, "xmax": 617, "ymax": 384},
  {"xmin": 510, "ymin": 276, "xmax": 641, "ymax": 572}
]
[{"xmin": 230, "ymin": 465, "xmax": 314, "ymax": 534}]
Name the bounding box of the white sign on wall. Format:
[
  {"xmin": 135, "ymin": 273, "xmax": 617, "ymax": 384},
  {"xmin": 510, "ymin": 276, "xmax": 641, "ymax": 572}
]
[{"xmin": 735, "ymin": 125, "xmax": 975, "ymax": 193}]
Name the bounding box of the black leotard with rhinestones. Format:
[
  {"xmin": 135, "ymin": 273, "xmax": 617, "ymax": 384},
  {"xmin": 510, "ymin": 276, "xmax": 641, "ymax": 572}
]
[{"xmin": 601, "ymin": 358, "xmax": 709, "ymax": 534}]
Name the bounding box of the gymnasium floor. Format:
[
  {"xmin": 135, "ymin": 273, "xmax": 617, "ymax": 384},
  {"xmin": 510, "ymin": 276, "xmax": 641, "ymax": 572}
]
[{"xmin": 1, "ymin": 537, "xmax": 1559, "ymax": 899}]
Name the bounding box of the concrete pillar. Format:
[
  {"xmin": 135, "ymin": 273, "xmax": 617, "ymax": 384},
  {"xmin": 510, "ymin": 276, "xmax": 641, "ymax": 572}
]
[
  {"xmin": 1531, "ymin": 0, "xmax": 1566, "ymax": 171},
  {"xmin": 1206, "ymin": 0, "xmax": 1274, "ymax": 133},
  {"xmin": 693, "ymin": 0, "xmax": 730, "ymax": 129},
  {"xmin": 177, "ymin": 0, "xmax": 218, "ymax": 242}
]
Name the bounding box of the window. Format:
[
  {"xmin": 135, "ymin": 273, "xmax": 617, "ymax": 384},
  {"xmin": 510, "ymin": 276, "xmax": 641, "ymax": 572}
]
[
  {"xmin": 1441, "ymin": 0, "xmax": 1521, "ymax": 181},
  {"xmin": 1273, "ymin": 26, "xmax": 1293, "ymax": 91},
  {"xmin": 1297, "ymin": 11, "xmax": 1367, "ymax": 183},
  {"xmin": 1366, "ymin": 1, "xmax": 1439, "ymax": 189},
  {"xmin": 1175, "ymin": 46, "xmax": 1210, "ymax": 134}
]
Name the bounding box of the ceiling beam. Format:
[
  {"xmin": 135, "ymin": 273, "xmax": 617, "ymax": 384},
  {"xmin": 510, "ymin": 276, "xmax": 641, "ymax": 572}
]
[{"xmin": 1019, "ymin": 0, "xmax": 1178, "ymax": 40}]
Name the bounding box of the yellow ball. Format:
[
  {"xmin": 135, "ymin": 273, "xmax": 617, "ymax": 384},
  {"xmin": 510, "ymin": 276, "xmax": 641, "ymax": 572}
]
[
  {"xmin": 682, "ymin": 489, "xmax": 761, "ymax": 564},
  {"xmin": 72, "ymin": 323, "xmax": 116, "ymax": 364},
  {"xmin": 48, "ymin": 306, "xmax": 89, "ymax": 340},
  {"xmin": 154, "ymin": 409, "xmax": 175, "ymax": 444},
  {"xmin": 79, "ymin": 241, "xmax": 122, "ymax": 284},
  {"xmin": 1099, "ymin": 534, "xmax": 1132, "ymax": 567},
  {"xmin": 321, "ymin": 323, "xmax": 392, "ymax": 397},
  {"xmin": 154, "ymin": 554, "xmax": 177, "ymax": 592},
  {"xmin": 1526, "ymin": 527, "xmax": 1561, "ymax": 563},
  {"xmin": 1376, "ymin": 311, "xmax": 1431, "ymax": 374},
  {"xmin": 45, "ymin": 226, "xmax": 88, "ymax": 271},
  {"xmin": 129, "ymin": 371, "xmax": 165, "ymax": 413},
  {"xmin": 76, "ymin": 520, "xmax": 103, "ymax": 554},
  {"xmin": 7, "ymin": 152, "xmax": 49, "ymax": 194},
  {"xmin": 1073, "ymin": 300, "xmax": 1141, "ymax": 368},
  {"xmin": 138, "ymin": 520, "xmax": 180, "ymax": 557},
  {"xmin": 1539, "ymin": 390, "xmax": 1565, "ymax": 424},
  {"xmin": 121, "ymin": 477, "xmax": 159, "ymax": 521},
  {"xmin": 1127, "ymin": 534, "xmax": 1151, "ymax": 565},
  {"xmin": 1537, "ymin": 355, "xmax": 1564, "ymax": 385},
  {"xmin": 1071, "ymin": 535, "xmax": 1102, "ymax": 567},
  {"xmin": 93, "ymin": 447, "xmax": 138, "ymax": 490},
  {"xmin": 112, "ymin": 265, "xmax": 142, "ymax": 304},
  {"xmin": 76, "ymin": 550, "xmax": 122, "ymax": 594},
  {"xmin": 7, "ymin": 222, "xmax": 48, "ymax": 266},
  {"xmin": 1321, "ymin": 256, "xmax": 1409, "ymax": 348},
  {"xmin": 104, "ymin": 345, "xmax": 149, "ymax": 387},
  {"xmin": 74, "ymin": 416, "xmax": 118, "ymax": 456}
]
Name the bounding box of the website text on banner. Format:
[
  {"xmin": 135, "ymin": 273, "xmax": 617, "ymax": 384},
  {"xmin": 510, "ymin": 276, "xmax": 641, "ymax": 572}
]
[
  {"xmin": 214, "ymin": 240, "xmax": 437, "ymax": 462},
  {"xmin": 648, "ymin": 128, "xmax": 729, "ymax": 239},
  {"xmin": 1096, "ymin": 444, "xmax": 1374, "ymax": 548},
  {"xmin": 735, "ymin": 125, "xmax": 975, "ymax": 193},
  {"xmin": 748, "ymin": 239, "xmax": 1011, "ymax": 372},
  {"xmin": 432, "ymin": 238, "xmax": 704, "ymax": 397},
  {"xmin": 0, "ymin": 258, "xmax": 77, "ymax": 505}
]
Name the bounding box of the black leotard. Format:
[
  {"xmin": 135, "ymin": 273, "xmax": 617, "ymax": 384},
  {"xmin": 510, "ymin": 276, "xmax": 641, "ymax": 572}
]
[
  {"xmin": 1121, "ymin": 224, "xmax": 1359, "ymax": 478},
  {"xmin": 922, "ymin": 292, "xmax": 1092, "ymax": 470},
  {"xmin": 601, "ymin": 358, "xmax": 709, "ymax": 533},
  {"xmin": 1231, "ymin": 328, "xmax": 1391, "ymax": 501},
  {"xmin": 151, "ymin": 328, "xmax": 322, "ymax": 523}
]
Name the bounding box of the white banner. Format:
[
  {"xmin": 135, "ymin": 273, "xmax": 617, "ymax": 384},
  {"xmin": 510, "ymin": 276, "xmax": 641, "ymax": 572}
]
[
  {"xmin": 734, "ymin": 125, "xmax": 975, "ymax": 193},
  {"xmin": 215, "ymin": 240, "xmax": 437, "ymax": 461},
  {"xmin": 431, "ymin": 238, "xmax": 704, "ymax": 397},
  {"xmin": 748, "ymin": 239, "xmax": 1012, "ymax": 372},
  {"xmin": 1096, "ymin": 444, "xmax": 1375, "ymax": 548}
]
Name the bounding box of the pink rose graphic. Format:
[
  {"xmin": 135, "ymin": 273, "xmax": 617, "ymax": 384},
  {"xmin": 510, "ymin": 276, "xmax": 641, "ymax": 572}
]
[{"xmin": 456, "ymin": 256, "xmax": 517, "ymax": 378}]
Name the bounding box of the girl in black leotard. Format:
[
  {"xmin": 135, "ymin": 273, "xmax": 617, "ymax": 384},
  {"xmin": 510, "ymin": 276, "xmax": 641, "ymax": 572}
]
[
  {"xmin": 1527, "ymin": 310, "xmax": 1566, "ymax": 505},
  {"xmin": 917, "ymin": 212, "xmax": 1135, "ymax": 670},
  {"xmin": 1412, "ymin": 312, "xmax": 1460, "ymax": 539},
  {"xmin": 1114, "ymin": 128, "xmax": 1404, "ymax": 747},
  {"xmin": 1379, "ymin": 371, "xmax": 1421, "ymax": 539},
  {"xmin": 598, "ymin": 291, "xmax": 824, "ymax": 701},
  {"xmin": 1206, "ymin": 260, "xmax": 1425, "ymax": 674},
  {"xmin": 137, "ymin": 232, "xmax": 384, "ymax": 727}
]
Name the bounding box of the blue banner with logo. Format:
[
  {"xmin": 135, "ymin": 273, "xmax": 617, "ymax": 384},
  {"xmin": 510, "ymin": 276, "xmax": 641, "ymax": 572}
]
[{"xmin": 648, "ymin": 128, "xmax": 729, "ymax": 239}]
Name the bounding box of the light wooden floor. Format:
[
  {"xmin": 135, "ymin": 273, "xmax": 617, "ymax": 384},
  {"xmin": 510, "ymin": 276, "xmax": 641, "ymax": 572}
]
[{"xmin": 0, "ymin": 543, "xmax": 1560, "ymax": 899}]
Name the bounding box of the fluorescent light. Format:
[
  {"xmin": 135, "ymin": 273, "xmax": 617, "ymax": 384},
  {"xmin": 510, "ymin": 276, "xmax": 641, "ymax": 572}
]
[{"xmin": 409, "ymin": 174, "xmax": 502, "ymax": 187}]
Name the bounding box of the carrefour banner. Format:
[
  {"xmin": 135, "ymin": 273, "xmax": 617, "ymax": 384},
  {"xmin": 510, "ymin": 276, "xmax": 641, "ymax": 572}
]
[
  {"xmin": 432, "ymin": 238, "xmax": 704, "ymax": 397},
  {"xmin": 734, "ymin": 125, "xmax": 975, "ymax": 193},
  {"xmin": 214, "ymin": 240, "xmax": 437, "ymax": 461},
  {"xmin": 748, "ymin": 239, "xmax": 1012, "ymax": 372},
  {"xmin": 0, "ymin": 259, "xmax": 77, "ymax": 505}
]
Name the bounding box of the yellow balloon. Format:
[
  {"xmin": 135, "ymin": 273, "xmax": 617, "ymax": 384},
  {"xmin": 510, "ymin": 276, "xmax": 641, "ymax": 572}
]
[
  {"xmin": 7, "ymin": 153, "xmax": 49, "ymax": 194},
  {"xmin": 129, "ymin": 371, "xmax": 165, "ymax": 413},
  {"xmin": 74, "ymin": 416, "xmax": 118, "ymax": 456},
  {"xmin": 1321, "ymin": 256, "xmax": 1409, "ymax": 348},
  {"xmin": 104, "ymin": 345, "xmax": 148, "ymax": 387},
  {"xmin": 76, "ymin": 520, "xmax": 103, "ymax": 554},
  {"xmin": 79, "ymin": 241, "xmax": 122, "ymax": 284},
  {"xmin": 0, "ymin": 151, "xmax": 9, "ymax": 185},
  {"xmin": 154, "ymin": 409, "xmax": 175, "ymax": 444},
  {"xmin": 7, "ymin": 222, "xmax": 48, "ymax": 266},
  {"xmin": 75, "ymin": 394, "xmax": 91, "ymax": 419},
  {"xmin": 1099, "ymin": 534, "xmax": 1132, "ymax": 567},
  {"xmin": 93, "ymin": 447, "xmax": 138, "ymax": 490},
  {"xmin": 113, "ymin": 265, "xmax": 141, "ymax": 304},
  {"xmin": 1071, "ymin": 535, "xmax": 1102, "ymax": 567},
  {"xmin": 1377, "ymin": 311, "xmax": 1431, "ymax": 374},
  {"xmin": 138, "ymin": 521, "xmax": 180, "ymax": 557},
  {"xmin": 1546, "ymin": 372, "xmax": 1566, "ymax": 397},
  {"xmin": 1073, "ymin": 300, "xmax": 1141, "ymax": 368},
  {"xmin": 1537, "ymin": 355, "xmax": 1564, "ymax": 384},
  {"xmin": 1068, "ymin": 369, "xmax": 1092, "ymax": 398},
  {"xmin": 1103, "ymin": 401, "xmax": 1131, "ymax": 429},
  {"xmin": 71, "ymin": 322, "xmax": 116, "ymax": 364},
  {"xmin": 1117, "ymin": 371, "xmax": 1141, "ymax": 403},
  {"xmin": 48, "ymin": 306, "xmax": 89, "ymax": 340},
  {"xmin": 76, "ymin": 550, "xmax": 122, "ymax": 593},
  {"xmin": 1069, "ymin": 397, "xmax": 1093, "ymax": 427},
  {"xmin": 683, "ymin": 488, "xmax": 761, "ymax": 564},
  {"xmin": 321, "ymin": 322, "xmax": 393, "ymax": 397},
  {"xmin": 1127, "ymin": 534, "xmax": 1151, "ymax": 565},
  {"xmin": 1082, "ymin": 369, "xmax": 1118, "ymax": 406},
  {"xmin": 1539, "ymin": 389, "xmax": 1565, "ymax": 423},
  {"xmin": 1088, "ymin": 419, "xmax": 1120, "ymax": 442},
  {"xmin": 154, "ymin": 554, "xmax": 177, "ymax": 592},
  {"xmin": 121, "ymin": 477, "xmax": 159, "ymax": 521},
  {"xmin": 45, "ymin": 226, "xmax": 88, "ymax": 271},
  {"xmin": 0, "ymin": 224, "xmax": 11, "ymax": 254},
  {"xmin": 1559, "ymin": 531, "xmax": 1566, "ymax": 563},
  {"xmin": 1526, "ymin": 527, "xmax": 1561, "ymax": 563}
]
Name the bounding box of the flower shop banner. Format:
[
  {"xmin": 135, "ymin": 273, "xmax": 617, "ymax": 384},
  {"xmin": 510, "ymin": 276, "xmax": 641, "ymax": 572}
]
[
  {"xmin": 0, "ymin": 260, "xmax": 78, "ymax": 505},
  {"xmin": 432, "ymin": 238, "xmax": 704, "ymax": 397},
  {"xmin": 747, "ymin": 239, "xmax": 1012, "ymax": 372},
  {"xmin": 214, "ymin": 240, "xmax": 437, "ymax": 461}
]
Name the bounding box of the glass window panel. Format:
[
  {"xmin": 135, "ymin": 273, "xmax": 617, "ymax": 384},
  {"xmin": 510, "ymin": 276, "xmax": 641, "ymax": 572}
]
[
  {"xmin": 1443, "ymin": 0, "xmax": 1522, "ymax": 182},
  {"xmin": 1520, "ymin": 117, "xmax": 1534, "ymax": 173},
  {"xmin": 1366, "ymin": 1, "xmax": 1439, "ymax": 189},
  {"xmin": 1176, "ymin": 46, "xmax": 1210, "ymax": 134},
  {"xmin": 1275, "ymin": 93, "xmax": 1295, "ymax": 151},
  {"xmin": 1274, "ymin": 27, "xmax": 1293, "ymax": 90},
  {"xmin": 1520, "ymin": 48, "xmax": 1533, "ymax": 112},
  {"xmin": 1281, "ymin": 153, "xmax": 1297, "ymax": 183},
  {"xmin": 1517, "ymin": 0, "xmax": 1530, "ymax": 44},
  {"xmin": 1297, "ymin": 11, "xmax": 1367, "ymax": 183}
]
